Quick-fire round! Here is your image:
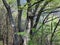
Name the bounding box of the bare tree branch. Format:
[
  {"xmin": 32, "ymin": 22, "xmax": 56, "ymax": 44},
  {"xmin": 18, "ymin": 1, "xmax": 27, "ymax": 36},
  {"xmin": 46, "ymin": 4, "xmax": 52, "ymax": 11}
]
[
  {"xmin": 50, "ymin": 19, "xmax": 60, "ymax": 45},
  {"xmin": 32, "ymin": 12, "xmax": 51, "ymax": 36},
  {"xmin": 33, "ymin": 0, "xmax": 52, "ymax": 28},
  {"xmin": 32, "ymin": 8, "xmax": 58, "ymax": 36},
  {"xmin": 29, "ymin": 0, "xmax": 44, "ymax": 8},
  {"xmin": 43, "ymin": 10, "xmax": 60, "ymax": 14},
  {"xmin": 45, "ymin": 17, "xmax": 60, "ymax": 23},
  {"xmin": 43, "ymin": 6, "xmax": 60, "ymax": 11},
  {"xmin": 33, "ymin": 0, "xmax": 44, "ymax": 17}
]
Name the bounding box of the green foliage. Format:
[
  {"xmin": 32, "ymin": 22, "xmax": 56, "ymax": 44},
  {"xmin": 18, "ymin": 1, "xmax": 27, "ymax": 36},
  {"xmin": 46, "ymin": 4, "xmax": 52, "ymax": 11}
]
[
  {"xmin": 1, "ymin": 0, "xmax": 60, "ymax": 45},
  {"xmin": 32, "ymin": 28, "xmax": 36, "ymax": 32},
  {"xmin": 18, "ymin": 3, "xmax": 28, "ymax": 10},
  {"xmin": 0, "ymin": 41, "xmax": 3, "ymax": 45},
  {"xmin": 15, "ymin": 31, "xmax": 26, "ymax": 36},
  {"xmin": 7, "ymin": 0, "xmax": 16, "ymax": 4},
  {"xmin": 28, "ymin": 15, "xmax": 60, "ymax": 45}
]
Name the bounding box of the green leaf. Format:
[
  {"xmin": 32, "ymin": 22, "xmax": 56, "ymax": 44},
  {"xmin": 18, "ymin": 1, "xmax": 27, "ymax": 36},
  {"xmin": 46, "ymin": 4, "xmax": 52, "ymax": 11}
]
[
  {"xmin": 32, "ymin": 28, "xmax": 36, "ymax": 32},
  {"xmin": 16, "ymin": 32, "xmax": 26, "ymax": 36}
]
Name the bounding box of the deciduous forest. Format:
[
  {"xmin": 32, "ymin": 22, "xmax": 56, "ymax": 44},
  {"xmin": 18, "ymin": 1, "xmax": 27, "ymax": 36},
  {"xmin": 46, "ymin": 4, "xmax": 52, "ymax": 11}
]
[{"xmin": 0, "ymin": 0, "xmax": 60, "ymax": 45}]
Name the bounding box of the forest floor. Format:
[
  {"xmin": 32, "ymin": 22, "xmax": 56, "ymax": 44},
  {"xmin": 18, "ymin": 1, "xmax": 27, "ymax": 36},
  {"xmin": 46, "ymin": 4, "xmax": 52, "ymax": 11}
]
[{"xmin": 0, "ymin": 41, "xmax": 3, "ymax": 45}]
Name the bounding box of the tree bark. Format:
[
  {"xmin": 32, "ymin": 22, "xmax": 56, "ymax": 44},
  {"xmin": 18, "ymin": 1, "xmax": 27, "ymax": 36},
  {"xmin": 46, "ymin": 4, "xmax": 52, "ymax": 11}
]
[
  {"xmin": 17, "ymin": 0, "xmax": 24, "ymax": 45},
  {"xmin": 2, "ymin": 0, "xmax": 19, "ymax": 45}
]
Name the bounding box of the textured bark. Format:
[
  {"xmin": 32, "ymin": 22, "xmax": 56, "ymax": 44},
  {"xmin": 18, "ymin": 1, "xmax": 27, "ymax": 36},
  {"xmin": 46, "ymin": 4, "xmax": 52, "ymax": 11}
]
[
  {"xmin": 2, "ymin": 14, "xmax": 7, "ymax": 45},
  {"xmin": 17, "ymin": 0, "xmax": 22, "ymax": 32},
  {"xmin": 24, "ymin": 19, "xmax": 31, "ymax": 45},
  {"xmin": 2, "ymin": 0, "xmax": 19, "ymax": 45},
  {"xmin": 6, "ymin": 14, "xmax": 8, "ymax": 45},
  {"xmin": 17, "ymin": 0, "xmax": 24, "ymax": 45},
  {"xmin": 23, "ymin": 0, "xmax": 33, "ymax": 45}
]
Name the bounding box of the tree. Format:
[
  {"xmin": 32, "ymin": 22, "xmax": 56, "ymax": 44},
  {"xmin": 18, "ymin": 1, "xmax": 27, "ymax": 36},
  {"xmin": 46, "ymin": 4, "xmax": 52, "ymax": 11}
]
[{"xmin": 1, "ymin": 0, "xmax": 60, "ymax": 45}]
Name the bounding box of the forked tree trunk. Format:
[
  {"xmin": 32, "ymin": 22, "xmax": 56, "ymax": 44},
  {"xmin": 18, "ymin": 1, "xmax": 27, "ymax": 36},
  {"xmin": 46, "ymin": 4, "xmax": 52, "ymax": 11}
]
[{"xmin": 23, "ymin": 19, "xmax": 31, "ymax": 45}]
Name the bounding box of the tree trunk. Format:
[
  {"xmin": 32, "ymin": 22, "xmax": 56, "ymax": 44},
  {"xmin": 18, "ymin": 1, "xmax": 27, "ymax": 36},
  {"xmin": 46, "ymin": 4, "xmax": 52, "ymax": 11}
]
[
  {"xmin": 24, "ymin": 19, "xmax": 31, "ymax": 45},
  {"xmin": 2, "ymin": 0, "xmax": 19, "ymax": 45}
]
